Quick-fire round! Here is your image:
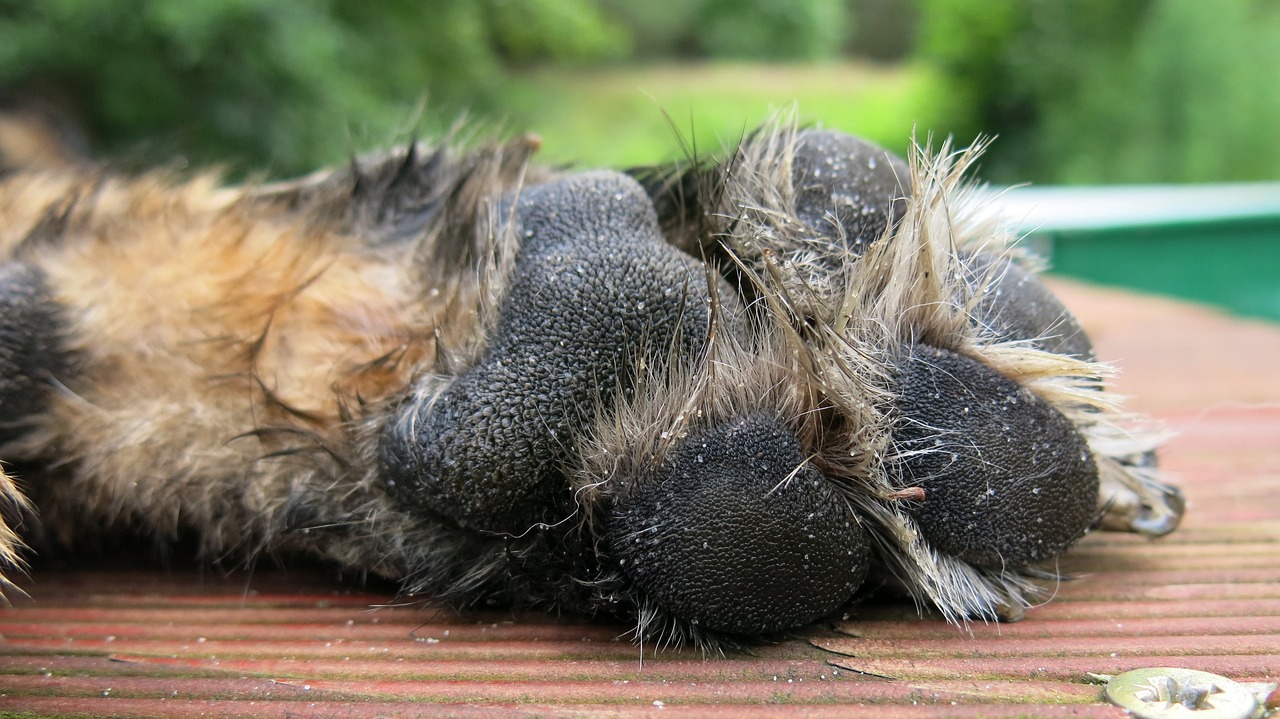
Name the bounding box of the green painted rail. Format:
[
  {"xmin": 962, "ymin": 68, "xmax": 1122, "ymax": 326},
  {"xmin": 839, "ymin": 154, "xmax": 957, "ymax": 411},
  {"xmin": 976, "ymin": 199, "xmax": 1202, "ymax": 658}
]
[{"xmin": 1001, "ymin": 183, "xmax": 1280, "ymax": 322}]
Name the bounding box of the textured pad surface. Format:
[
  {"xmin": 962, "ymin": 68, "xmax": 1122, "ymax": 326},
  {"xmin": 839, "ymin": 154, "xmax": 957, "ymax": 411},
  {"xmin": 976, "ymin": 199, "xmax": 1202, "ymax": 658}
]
[
  {"xmin": 382, "ymin": 172, "xmax": 711, "ymax": 533},
  {"xmin": 891, "ymin": 345, "xmax": 1099, "ymax": 568},
  {"xmin": 612, "ymin": 414, "xmax": 870, "ymax": 636},
  {"xmin": 790, "ymin": 130, "xmax": 911, "ymax": 254},
  {"xmin": 965, "ymin": 252, "xmax": 1096, "ymax": 359}
]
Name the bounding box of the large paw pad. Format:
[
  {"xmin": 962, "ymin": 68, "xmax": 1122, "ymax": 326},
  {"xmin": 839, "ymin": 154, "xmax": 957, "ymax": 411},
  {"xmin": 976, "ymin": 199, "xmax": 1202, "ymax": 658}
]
[
  {"xmin": 891, "ymin": 344, "xmax": 1099, "ymax": 568},
  {"xmin": 611, "ymin": 414, "xmax": 870, "ymax": 636},
  {"xmin": 381, "ymin": 171, "xmax": 710, "ymax": 533},
  {"xmin": 790, "ymin": 129, "xmax": 911, "ymax": 254}
]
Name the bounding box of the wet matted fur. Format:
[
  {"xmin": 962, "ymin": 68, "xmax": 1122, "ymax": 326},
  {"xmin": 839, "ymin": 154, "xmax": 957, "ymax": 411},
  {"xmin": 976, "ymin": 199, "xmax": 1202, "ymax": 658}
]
[{"xmin": 0, "ymin": 119, "xmax": 1183, "ymax": 651}]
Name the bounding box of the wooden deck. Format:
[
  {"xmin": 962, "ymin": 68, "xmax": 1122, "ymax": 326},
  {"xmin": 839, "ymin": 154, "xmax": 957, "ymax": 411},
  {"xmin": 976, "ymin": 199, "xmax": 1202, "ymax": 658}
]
[{"xmin": 2, "ymin": 277, "xmax": 1278, "ymax": 718}]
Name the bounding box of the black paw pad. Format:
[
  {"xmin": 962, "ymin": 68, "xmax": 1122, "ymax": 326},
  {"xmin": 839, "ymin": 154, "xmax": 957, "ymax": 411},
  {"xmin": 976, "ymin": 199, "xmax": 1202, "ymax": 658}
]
[
  {"xmin": 1, "ymin": 262, "xmax": 70, "ymax": 444},
  {"xmin": 965, "ymin": 252, "xmax": 1096, "ymax": 359},
  {"xmin": 790, "ymin": 129, "xmax": 911, "ymax": 254},
  {"xmin": 611, "ymin": 414, "xmax": 870, "ymax": 636},
  {"xmin": 891, "ymin": 344, "xmax": 1099, "ymax": 568},
  {"xmin": 382, "ymin": 172, "xmax": 710, "ymax": 533}
]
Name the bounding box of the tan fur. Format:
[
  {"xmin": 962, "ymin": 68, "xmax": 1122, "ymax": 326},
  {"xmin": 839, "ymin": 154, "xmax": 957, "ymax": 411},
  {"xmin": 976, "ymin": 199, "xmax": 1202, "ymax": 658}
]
[
  {"xmin": 0, "ymin": 111, "xmax": 81, "ymax": 170},
  {"xmin": 0, "ymin": 139, "xmax": 538, "ymax": 578},
  {"xmin": 8, "ymin": 176, "xmax": 377, "ymax": 545}
]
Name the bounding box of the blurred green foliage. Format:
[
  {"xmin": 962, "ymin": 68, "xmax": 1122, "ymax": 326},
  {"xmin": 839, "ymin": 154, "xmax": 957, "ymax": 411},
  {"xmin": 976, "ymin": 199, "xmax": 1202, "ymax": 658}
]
[
  {"xmin": 2, "ymin": 0, "xmax": 1278, "ymax": 183},
  {"xmin": 0, "ymin": 0, "xmax": 628, "ymax": 174},
  {"xmin": 601, "ymin": 0, "xmax": 847, "ymax": 60},
  {"xmin": 0, "ymin": 0, "xmax": 851, "ymax": 174},
  {"xmin": 694, "ymin": 0, "xmax": 847, "ymax": 60},
  {"xmin": 1049, "ymin": 0, "xmax": 1280, "ymax": 183},
  {"xmin": 916, "ymin": 0, "xmax": 1280, "ymax": 183},
  {"xmin": 502, "ymin": 63, "xmax": 947, "ymax": 168}
]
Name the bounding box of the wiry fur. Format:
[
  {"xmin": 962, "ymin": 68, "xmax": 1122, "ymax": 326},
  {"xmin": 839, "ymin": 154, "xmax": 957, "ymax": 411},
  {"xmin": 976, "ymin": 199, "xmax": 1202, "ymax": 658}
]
[{"xmin": 0, "ymin": 118, "xmax": 1176, "ymax": 652}]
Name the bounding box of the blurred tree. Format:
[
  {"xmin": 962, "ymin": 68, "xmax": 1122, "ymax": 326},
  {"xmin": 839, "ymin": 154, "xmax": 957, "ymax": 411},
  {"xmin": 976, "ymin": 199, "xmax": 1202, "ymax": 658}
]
[
  {"xmin": 845, "ymin": 0, "xmax": 917, "ymax": 62},
  {"xmin": 598, "ymin": 0, "xmax": 705, "ymax": 58},
  {"xmin": 602, "ymin": 0, "xmax": 849, "ymax": 61},
  {"xmin": 484, "ymin": 0, "xmax": 630, "ymax": 63},
  {"xmin": 916, "ymin": 0, "xmax": 1280, "ymax": 183},
  {"xmin": 0, "ymin": 0, "xmax": 628, "ymax": 175},
  {"xmin": 0, "ymin": 0, "xmax": 872, "ymax": 176},
  {"xmin": 1041, "ymin": 0, "xmax": 1280, "ymax": 183},
  {"xmin": 695, "ymin": 0, "xmax": 848, "ymax": 60},
  {"xmin": 915, "ymin": 0, "xmax": 1151, "ymax": 181}
]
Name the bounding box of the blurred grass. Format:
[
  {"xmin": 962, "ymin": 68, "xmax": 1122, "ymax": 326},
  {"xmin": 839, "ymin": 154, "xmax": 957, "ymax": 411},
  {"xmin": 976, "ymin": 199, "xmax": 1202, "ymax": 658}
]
[{"xmin": 493, "ymin": 60, "xmax": 951, "ymax": 168}]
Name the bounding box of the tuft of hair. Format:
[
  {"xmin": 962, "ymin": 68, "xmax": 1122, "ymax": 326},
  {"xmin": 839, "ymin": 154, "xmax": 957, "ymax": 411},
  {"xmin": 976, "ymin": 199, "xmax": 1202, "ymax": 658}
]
[{"xmin": 0, "ymin": 466, "xmax": 32, "ymax": 599}]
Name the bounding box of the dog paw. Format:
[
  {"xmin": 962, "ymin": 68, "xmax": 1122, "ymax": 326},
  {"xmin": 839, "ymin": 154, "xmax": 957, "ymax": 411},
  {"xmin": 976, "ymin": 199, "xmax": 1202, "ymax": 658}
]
[
  {"xmin": 374, "ymin": 127, "xmax": 1177, "ymax": 645},
  {"xmin": 586, "ymin": 127, "xmax": 1175, "ymax": 641},
  {"xmin": 380, "ymin": 171, "xmax": 712, "ymax": 534}
]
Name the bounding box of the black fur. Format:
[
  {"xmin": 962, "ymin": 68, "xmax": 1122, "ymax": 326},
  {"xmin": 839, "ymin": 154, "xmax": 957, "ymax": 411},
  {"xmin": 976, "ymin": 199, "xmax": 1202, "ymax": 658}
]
[{"xmin": 0, "ymin": 262, "xmax": 71, "ymax": 445}]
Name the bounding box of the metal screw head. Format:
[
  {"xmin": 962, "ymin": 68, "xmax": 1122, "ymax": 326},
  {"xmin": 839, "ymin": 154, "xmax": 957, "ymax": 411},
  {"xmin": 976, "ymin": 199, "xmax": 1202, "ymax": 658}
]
[{"xmin": 1105, "ymin": 667, "xmax": 1260, "ymax": 719}]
